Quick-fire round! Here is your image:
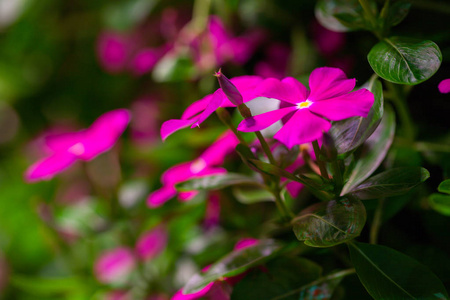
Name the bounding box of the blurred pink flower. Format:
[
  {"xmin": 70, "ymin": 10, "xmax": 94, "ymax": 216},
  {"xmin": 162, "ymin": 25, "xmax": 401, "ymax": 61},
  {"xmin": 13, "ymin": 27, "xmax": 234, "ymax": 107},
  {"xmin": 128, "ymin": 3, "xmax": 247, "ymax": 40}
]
[
  {"xmin": 160, "ymin": 75, "xmax": 263, "ymax": 141},
  {"xmin": 130, "ymin": 44, "xmax": 172, "ymax": 75},
  {"xmin": 130, "ymin": 97, "xmax": 160, "ymax": 145},
  {"xmin": 135, "ymin": 226, "xmax": 168, "ymax": 261},
  {"xmin": 147, "ymin": 130, "xmax": 239, "ymax": 208},
  {"xmin": 25, "ymin": 109, "xmax": 130, "ymax": 182},
  {"xmin": 103, "ymin": 290, "xmax": 130, "ymax": 300},
  {"xmin": 97, "ymin": 32, "xmax": 131, "ymax": 73},
  {"xmin": 204, "ymin": 193, "xmax": 221, "ymax": 229},
  {"xmin": 254, "ymin": 43, "xmax": 291, "ymax": 79},
  {"xmin": 312, "ymin": 21, "xmax": 346, "ymax": 57},
  {"xmin": 94, "ymin": 247, "xmax": 136, "ymax": 284},
  {"xmin": 438, "ymin": 79, "xmax": 450, "ymax": 93},
  {"xmin": 238, "ymin": 67, "xmax": 374, "ymax": 148}
]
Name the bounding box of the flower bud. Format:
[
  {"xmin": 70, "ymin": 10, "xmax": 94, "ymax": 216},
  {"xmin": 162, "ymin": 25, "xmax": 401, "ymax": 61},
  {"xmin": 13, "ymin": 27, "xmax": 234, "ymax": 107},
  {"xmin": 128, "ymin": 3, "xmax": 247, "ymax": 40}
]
[{"xmin": 215, "ymin": 69, "xmax": 243, "ymax": 106}]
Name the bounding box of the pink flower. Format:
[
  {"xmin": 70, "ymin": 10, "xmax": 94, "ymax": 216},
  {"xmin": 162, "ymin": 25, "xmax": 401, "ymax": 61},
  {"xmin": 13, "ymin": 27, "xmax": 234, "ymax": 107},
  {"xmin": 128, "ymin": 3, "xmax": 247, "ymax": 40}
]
[
  {"xmin": 25, "ymin": 109, "xmax": 130, "ymax": 182},
  {"xmin": 238, "ymin": 67, "xmax": 374, "ymax": 148},
  {"xmin": 148, "ymin": 130, "xmax": 239, "ymax": 208},
  {"xmin": 254, "ymin": 43, "xmax": 291, "ymax": 79},
  {"xmin": 135, "ymin": 226, "xmax": 168, "ymax": 261},
  {"xmin": 312, "ymin": 21, "xmax": 346, "ymax": 57},
  {"xmin": 204, "ymin": 194, "xmax": 221, "ymax": 229},
  {"xmin": 160, "ymin": 75, "xmax": 263, "ymax": 141},
  {"xmin": 97, "ymin": 32, "xmax": 131, "ymax": 73},
  {"xmin": 438, "ymin": 78, "xmax": 450, "ymax": 93},
  {"xmin": 130, "ymin": 44, "xmax": 172, "ymax": 75},
  {"xmin": 94, "ymin": 247, "xmax": 136, "ymax": 284}
]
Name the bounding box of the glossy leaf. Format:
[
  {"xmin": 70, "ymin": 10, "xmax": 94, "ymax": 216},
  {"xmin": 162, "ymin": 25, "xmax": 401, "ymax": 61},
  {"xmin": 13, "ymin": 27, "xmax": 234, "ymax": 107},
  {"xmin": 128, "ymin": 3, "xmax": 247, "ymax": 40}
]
[
  {"xmin": 182, "ymin": 239, "xmax": 282, "ymax": 294},
  {"xmin": 232, "ymin": 186, "xmax": 275, "ymax": 204},
  {"xmin": 176, "ymin": 173, "xmax": 258, "ymax": 191},
  {"xmin": 429, "ymin": 194, "xmax": 450, "ymax": 216},
  {"xmin": 331, "ymin": 77, "xmax": 384, "ymax": 155},
  {"xmin": 315, "ymin": 0, "xmax": 375, "ymax": 32},
  {"xmin": 349, "ymin": 167, "xmax": 429, "ymax": 199},
  {"xmin": 231, "ymin": 256, "xmax": 322, "ymax": 300},
  {"xmin": 438, "ymin": 179, "xmax": 450, "ymax": 194},
  {"xmin": 348, "ymin": 242, "xmax": 449, "ymax": 300},
  {"xmin": 341, "ymin": 106, "xmax": 395, "ymax": 196},
  {"xmin": 291, "ymin": 196, "xmax": 366, "ymax": 247},
  {"xmin": 298, "ymin": 269, "xmax": 355, "ymax": 300},
  {"xmin": 368, "ymin": 37, "xmax": 442, "ymax": 85}
]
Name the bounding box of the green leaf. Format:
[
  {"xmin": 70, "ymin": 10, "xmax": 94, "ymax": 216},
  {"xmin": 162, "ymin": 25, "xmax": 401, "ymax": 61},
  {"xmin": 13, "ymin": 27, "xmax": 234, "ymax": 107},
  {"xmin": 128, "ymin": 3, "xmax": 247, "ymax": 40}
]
[
  {"xmin": 348, "ymin": 242, "xmax": 449, "ymax": 299},
  {"xmin": 429, "ymin": 194, "xmax": 450, "ymax": 216},
  {"xmin": 233, "ymin": 186, "xmax": 275, "ymax": 204},
  {"xmin": 349, "ymin": 167, "xmax": 429, "ymax": 199},
  {"xmin": 315, "ymin": 0, "xmax": 375, "ymax": 32},
  {"xmin": 292, "ymin": 196, "xmax": 366, "ymax": 247},
  {"xmin": 231, "ymin": 256, "xmax": 322, "ymax": 300},
  {"xmin": 249, "ymin": 159, "xmax": 298, "ymax": 181},
  {"xmin": 438, "ymin": 179, "xmax": 450, "ymax": 194},
  {"xmin": 383, "ymin": 1, "xmax": 411, "ymax": 28},
  {"xmin": 10, "ymin": 275, "xmax": 85, "ymax": 296},
  {"xmin": 368, "ymin": 37, "xmax": 442, "ymax": 85},
  {"xmin": 331, "ymin": 77, "xmax": 384, "ymax": 155},
  {"xmin": 182, "ymin": 239, "xmax": 282, "ymax": 294},
  {"xmin": 152, "ymin": 53, "xmax": 196, "ymax": 82},
  {"xmin": 176, "ymin": 173, "xmax": 259, "ymax": 191},
  {"xmin": 298, "ymin": 269, "xmax": 354, "ymax": 300},
  {"xmin": 341, "ymin": 106, "xmax": 395, "ymax": 196}
]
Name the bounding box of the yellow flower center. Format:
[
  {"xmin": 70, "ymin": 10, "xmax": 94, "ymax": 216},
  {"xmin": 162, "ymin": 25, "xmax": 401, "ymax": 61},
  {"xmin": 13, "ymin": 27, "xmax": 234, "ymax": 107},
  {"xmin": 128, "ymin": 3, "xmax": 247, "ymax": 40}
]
[{"xmin": 297, "ymin": 100, "xmax": 312, "ymax": 109}]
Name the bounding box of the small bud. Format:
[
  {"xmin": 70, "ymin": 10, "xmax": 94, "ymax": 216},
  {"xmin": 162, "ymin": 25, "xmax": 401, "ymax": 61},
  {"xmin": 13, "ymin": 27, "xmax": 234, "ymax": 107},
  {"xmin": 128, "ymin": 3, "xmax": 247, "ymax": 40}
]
[
  {"xmin": 320, "ymin": 132, "xmax": 337, "ymax": 161},
  {"xmin": 215, "ymin": 69, "xmax": 243, "ymax": 106}
]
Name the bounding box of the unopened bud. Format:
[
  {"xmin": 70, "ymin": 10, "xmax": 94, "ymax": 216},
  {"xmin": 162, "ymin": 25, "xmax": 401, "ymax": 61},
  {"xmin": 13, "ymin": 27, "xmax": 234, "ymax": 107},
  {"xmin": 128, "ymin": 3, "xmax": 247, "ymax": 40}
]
[{"xmin": 215, "ymin": 69, "xmax": 243, "ymax": 106}]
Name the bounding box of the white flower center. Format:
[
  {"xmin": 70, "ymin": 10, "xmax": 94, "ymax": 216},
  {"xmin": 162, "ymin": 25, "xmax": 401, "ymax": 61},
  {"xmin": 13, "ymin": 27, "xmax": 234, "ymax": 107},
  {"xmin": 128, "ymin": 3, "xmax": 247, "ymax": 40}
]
[
  {"xmin": 190, "ymin": 158, "xmax": 207, "ymax": 174},
  {"xmin": 68, "ymin": 142, "xmax": 85, "ymax": 156},
  {"xmin": 296, "ymin": 100, "xmax": 312, "ymax": 109}
]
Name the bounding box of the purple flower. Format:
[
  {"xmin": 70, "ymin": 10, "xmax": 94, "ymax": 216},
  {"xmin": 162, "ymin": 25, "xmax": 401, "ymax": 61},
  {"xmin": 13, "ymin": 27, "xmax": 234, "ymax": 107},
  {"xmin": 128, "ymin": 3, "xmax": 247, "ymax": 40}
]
[
  {"xmin": 237, "ymin": 67, "xmax": 374, "ymax": 148},
  {"xmin": 94, "ymin": 247, "xmax": 136, "ymax": 284},
  {"xmin": 147, "ymin": 130, "xmax": 239, "ymax": 208},
  {"xmin": 438, "ymin": 78, "xmax": 450, "ymax": 93},
  {"xmin": 25, "ymin": 109, "xmax": 130, "ymax": 182},
  {"xmin": 135, "ymin": 226, "xmax": 168, "ymax": 261},
  {"xmin": 160, "ymin": 75, "xmax": 263, "ymax": 141}
]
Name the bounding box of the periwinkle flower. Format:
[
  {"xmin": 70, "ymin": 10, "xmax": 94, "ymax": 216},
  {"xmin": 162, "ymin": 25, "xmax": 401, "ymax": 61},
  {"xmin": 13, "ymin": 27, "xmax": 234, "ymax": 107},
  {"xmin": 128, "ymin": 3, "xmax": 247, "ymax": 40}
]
[
  {"xmin": 135, "ymin": 226, "xmax": 168, "ymax": 261},
  {"xmin": 438, "ymin": 79, "xmax": 450, "ymax": 93},
  {"xmin": 238, "ymin": 67, "xmax": 374, "ymax": 148},
  {"xmin": 94, "ymin": 247, "xmax": 136, "ymax": 284},
  {"xmin": 25, "ymin": 109, "xmax": 130, "ymax": 182}
]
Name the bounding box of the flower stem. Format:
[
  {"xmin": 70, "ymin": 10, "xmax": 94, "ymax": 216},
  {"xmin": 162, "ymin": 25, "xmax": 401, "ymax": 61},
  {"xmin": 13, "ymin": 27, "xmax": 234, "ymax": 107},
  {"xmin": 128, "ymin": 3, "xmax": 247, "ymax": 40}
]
[
  {"xmin": 191, "ymin": 0, "xmax": 211, "ymax": 32},
  {"xmin": 255, "ymin": 131, "xmax": 276, "ymax": 165},
  {"xmin": 331, "ymin": 159, "xmax": 343, "ymax": 193},
  {"xmin": 358, "ymin": 0, "xmax": 382, "ymax": 39},
  {"xmin": 385, "ymin": 81, "xmax": 415, "ymax": 141},
  {"xmin": 216, "ymin": 108, "xmax": 249, "ymax": 147},
  {"xmin": 370, "ymin": 198, "xmax": 385, "ymax": 244},
  {"xmin": 312, "ymin": 140, "xmax": 329, "ymax": 179}
]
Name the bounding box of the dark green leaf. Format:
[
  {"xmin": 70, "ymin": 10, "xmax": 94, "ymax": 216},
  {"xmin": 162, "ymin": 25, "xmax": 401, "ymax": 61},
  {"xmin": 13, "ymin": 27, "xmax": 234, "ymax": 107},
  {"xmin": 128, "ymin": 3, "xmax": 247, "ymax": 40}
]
[
  {"xmin": 292, "ymin": 197, "xmax": 366, "ymax": 247},
  {"xmin": 315, "ymin": 0, "xmax": 375, "ymax": 32},
  {"xmin": 348, "ymin": 242, "xmax": 449, "ymax": 299},
  {"xmin": 349, "ymin": 167, "xmax": 429, "ymax": 199},
  {"xmin": 231, "ymin": 256, "xmax": 322, "ymax": 300},
  {"xmin": 438, "ymin": 179, "xmax": 450, "ymax": 194},
  {"xmin": 383, "ymin": 1, "xmax": 411, "ymax": 28},
  {"xmin": 341, "ymin": 106, "xmax": 396, "ymax": 196},
  {"xmin": 298, "ymin": 269, "xmax": 353, "ymax": 300},
  {"xmin": 368, "ymin": 37, "xmax": 442, "ymax": 85},
  {"xmin": 183, "ymin": 239, "xmax": 282, "ymax": 294},
  {"xmin": 429, "ymin": 194, "xmax": 450, "ymax": 216},
  {"xmin": 176, "ymin": 173, "xmax": 259, "ymax": 191},
  {"xmin": 331, "ymin": 78, "xmax": 384, "ymax": 155},
  {"xmin": 233, "ymin": 186, "xmax": 275, "ymax": 204},
  {"xmin": 249, "ymin": 159, "xmax": 298, "ymax": 182}
]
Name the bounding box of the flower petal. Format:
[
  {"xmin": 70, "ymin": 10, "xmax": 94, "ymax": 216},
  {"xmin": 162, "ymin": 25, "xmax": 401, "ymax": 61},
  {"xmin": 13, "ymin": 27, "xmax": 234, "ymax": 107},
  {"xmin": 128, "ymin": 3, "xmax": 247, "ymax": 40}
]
[
  {"xmin": 161, "ymin": 119, "xmax": 197, "ymax": 141},
  {"xmin": 308, "ymin": 67, "xmax": 355, "ymax": 101},
  {"xmin": 438, "ymin": 78, "xmax": 450, "ymax": 93},
  {"xmin": 192, "ymin": 90, "xmax": 225, "ymax": 127},
  {"xmin": 171, "ymin": 282, "xmax": 215, "ymax": 300},
  {"xmin": 147, "ymin": 186, "xmax": 177, "ymax": 208},
  {"xmin": 200, "ymin": 130, "xmax": 239, "ymax": 165},
  {"xmin": 254, "ymin": 78, "xmax": 306, "ymax": 104},
  {"xmin": 232, "ymin": 75, "xmax": 264, "ymax": 102},
  {"xmin": 308, "ymin": 88, "xmax": 374, "ymax": 121},
  {"xmin": 45, "ymin": 131, "xmax": 85, "ymax": 152},
  {"xmin": 135, "ymin": 227, "xmax": 167, "ymax": 261},
  {"xmin": 25, "ymin": 152, "xmax": 77, "ymax": 182},
  {"xmin": 274, "ymin": 109, "xmax": 331, "ymax": 148},
  {"xmin": 237, "ymin": 106, "xmax": 296, "ymax": 132},
  {"xmin": 182, "ymin": 94, "xmax": 213, "ymax": 120}
]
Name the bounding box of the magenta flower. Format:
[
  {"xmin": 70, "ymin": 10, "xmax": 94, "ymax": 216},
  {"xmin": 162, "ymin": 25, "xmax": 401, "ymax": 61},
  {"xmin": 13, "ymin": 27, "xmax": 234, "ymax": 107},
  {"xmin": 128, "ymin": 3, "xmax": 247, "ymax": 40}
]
[
  {"xmin": 130, "ymin": 44, "xmax": 172, "ymax": 75},
  {"xmin": 148, "ymin": 130, "xmax": 239, "ymax": 208},
  {"xmin": 94, "ymin": 247, "xmax": 136, "ymax": 284},
  {"xmin": 135, "ymin": 226, "xmax": 168, "ymax": 261},
  {"xmin": 438, "ymin": 78, "xmax": 450, "ymax": 93},
  {"xmin": 160, "ymin": 75, "xmax": 263, "ymax": 141},
  {"xmin": 25, "ymin": 109, "xmax": 130, "ymax": 182},
  {"xmin": 237, "ymin": 67, "xmax": 374, "ymax": 148},
  {"xmin": 97, "ymin": 32, "xmax": 131, "ymax": 73}
]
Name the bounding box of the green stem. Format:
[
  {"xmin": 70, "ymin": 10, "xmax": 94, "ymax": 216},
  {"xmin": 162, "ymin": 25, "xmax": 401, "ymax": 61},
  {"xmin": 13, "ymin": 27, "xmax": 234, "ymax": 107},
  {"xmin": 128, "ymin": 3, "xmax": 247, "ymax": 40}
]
[
  {"xmin": 191, "ymin": 0, "xmax": 211, "ymax": 32},
  {"xmin": 370, "ymin": 198, "xmax": 385, "ymax": 244},
  {"xmin": 312, "ymin": 140, "xmax": 329, "ymax": 179},
  {"xmin": 358, "ymin": 0, "xmax": 382, "ymax": 38},
  {"xmin": 331, "ymin": 159, "xmax": 343, "ymax": 194},
  {"xmin": 216, "ymin": 108, "xmax": 249, "ymax": 147},
  {"xmin": 385, "ymin": 81, "xmax": 415, "ymax": 141},
  {"xmin": 255, "ymin": 131, "xmax": 276, "ymax": 165}
]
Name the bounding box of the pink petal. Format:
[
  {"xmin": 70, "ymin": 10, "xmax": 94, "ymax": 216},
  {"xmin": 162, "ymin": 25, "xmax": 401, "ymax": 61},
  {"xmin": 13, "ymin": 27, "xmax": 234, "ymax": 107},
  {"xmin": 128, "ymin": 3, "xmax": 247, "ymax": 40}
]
[
  {"xmin": 438, "ymin": 78, "xmax": 450, "ymax": 93},
  {"xmin": 181, "ymin": 95, "xmax": 213, "ymax": 120},
  {"xmin": 94, "ymin": 247, "xmax": 136, "ymax": 284},
  {"xmin": 131, "ymin": 48, "xmax": 164, "ymax": 75},
  {"xmin": 308, "ymin": 67, "xmax": 356, "ymax": 101},
  {"xmin": 286, "ymin": 181, "xmax": 304, "ymax": 198},
  {"xmin": 237, "ymin": 106, "xmax": 297, "ymax": 132},
  {"xmin": 229, "ymin": 30, "xmax": 266, "ymax": 65},
  {"xmin": 254, "ymin": 78, "xmax": 306, "ymax": 104},
  {"xmin": 231, "ymin": 76, "xmax": 264, "ymax": 102},
  {"xmin": 274, "ymin": 110, "xmax": 331, "ymax": 148},
  {"xmin": 161, "ymin": 119, "xmax": 197, "ymax": 141},
  {"xmin": 191, "ymin": 90, "xmax": 225, "ymax": 127},
  {"xmin": 171, "ymin": 282, "xmax": 215, "ymax": 300},
  {"xmin": 234, "ymin": 238, "xmax": 258, "ymax": 250},
  {"xmin": 147, "ymin": 186, "xmax": 177, "ymax": 208},
  {"xmin": 178, "ymin": 191, "xmax": 199, "ymax": 202},
  {"xmin": 308, "ymin": 88, "xmax": 374, "ymax": 121},
  {"xmin": 79, "ymin": 109, "xmax": 131, "ymax": 160},
  {"xmin": 97, "ymin": 32, "xmax": 129, "ymax": 73},
  {"xmin": 200, "ymin": 130, "xmax": 239, "ymax": 166},
  {"xmin": 135, "ymin": 227, "xmax": 168, "ymax": 261},
  {"xmin": 45, "ymin": 131, "xmax": 85, "ymax": 152},
  {"xmin": 208, "ymin": 16, "xmax": 230, "ymax": 47},
  {"xmin": 25, "ymin": 152, "xmax": 77, "ymax": 182}
]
